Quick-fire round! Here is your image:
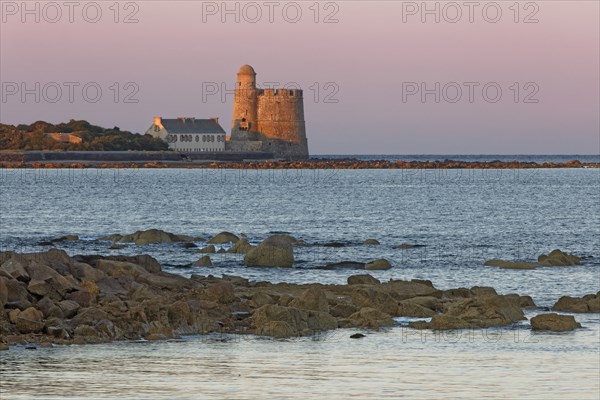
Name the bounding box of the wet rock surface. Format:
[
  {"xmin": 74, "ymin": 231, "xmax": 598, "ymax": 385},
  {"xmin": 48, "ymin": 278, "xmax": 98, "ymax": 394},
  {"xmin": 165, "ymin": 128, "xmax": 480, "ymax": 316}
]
[
  {"xmin": 0, "ymin": 249, "xmax": 595, "ymax": 348},
  {"xmin": 530, "ymin": 313, "xmax": 582, "ymax": 332},
  {"xmin": 484, "ymin": 249, "xmax": 583, "ymax": 270},
  {"xmin": 552, "ymin": 292, "xmax": 600, "ymax": 313}
]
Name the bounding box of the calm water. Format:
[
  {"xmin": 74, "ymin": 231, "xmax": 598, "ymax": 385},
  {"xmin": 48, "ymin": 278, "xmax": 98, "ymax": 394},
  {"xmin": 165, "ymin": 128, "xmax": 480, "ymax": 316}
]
[
  {"xmin": 314, "ymin": 154, "xmax": 600, "ymax": 163},
  {"xmin": 1, "ymin": 166, "xmax": 599, "ymax": 399}
]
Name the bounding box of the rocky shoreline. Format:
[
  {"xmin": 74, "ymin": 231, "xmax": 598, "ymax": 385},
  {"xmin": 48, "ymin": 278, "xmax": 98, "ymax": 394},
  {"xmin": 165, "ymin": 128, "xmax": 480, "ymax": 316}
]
[
  {"xmin": 0, "ymin": 155, "xmax": 598, "ymax": 169},
  {"xmin": 1, "ymin": 246, "xmax": 598, "ymax": 351}
]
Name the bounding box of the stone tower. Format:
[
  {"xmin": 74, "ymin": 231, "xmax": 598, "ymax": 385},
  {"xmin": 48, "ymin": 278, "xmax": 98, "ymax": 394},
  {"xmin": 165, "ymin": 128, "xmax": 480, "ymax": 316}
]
[
  {"xmin": 229, "ymin": 65, "xmax": 309, "ymax": 160},
  {"xmin": 231, "ymin": 64, "xmax": 259, "ymax": 141}
]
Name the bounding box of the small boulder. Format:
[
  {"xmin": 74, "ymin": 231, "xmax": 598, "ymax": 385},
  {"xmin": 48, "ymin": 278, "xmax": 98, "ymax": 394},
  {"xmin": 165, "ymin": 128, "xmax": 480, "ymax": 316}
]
[
  {"xmin": 363, "ymin": 239, "xmax": 380, "ymax": 245},
  {"xmin": 394, "ymin": 243, "xmax": 420, "ymax": 249},
  {"xmin": 552, "ymin": 293, "xmax": 599, "ymax": 313},
  {"xmin": 244, "ymin": 235, "xmax": 294, "ymax": 268},
  {"xmin": 538, "ymin": 249, "xmax": 581, "ymax": 266},
  {"xmin": 348, "ymin": 307, "xmax": 395, "ymax": 329},
  {"xmin": 203, "ymin": 283, "xmax": 236, "ymax": 304},
  {"xmin": 530, "ymin": 313, "xmax": 581, "ymax": 331},
  {"xmin": 208, "ymin": 232, "xmax": 240, "ymax": 244},
  {"xmin": 51, "ymin": 235, "xmax": 79, "ymax": 242},
  {"xmin": 364, "ymin": 259, "xmax": 392, "ymax": 271},
  {"xmin": 194, "ymin": 256, "xmax": 212, "ymax": 267},
  {"xmin": 15, "ymin": 307, "xmax": 44, "ymax": 334},
  {"xmin": 290, "ymin": 287, "xmax": 329, "ymax": 313},
  {"xmin": 470, "ymin": 286, "xmax": 498, "ymax": 297},
  {"xmin": 0, "ymin": 258, "xmax": 30, "ymax": 282},
  {"xmin": 347, "ymin": 274, "xmax": 380, "ymax": 285},
  {"xmin": 484, "ymin": 259, "xmax": 537, "ymax": 270},
  {"xmin": 228, "ymin": 239, "xmax": 254, "ymax": 254},
  {"xmin": 196, "ymin": 245, "xmax": 216, "ymax": 254}
]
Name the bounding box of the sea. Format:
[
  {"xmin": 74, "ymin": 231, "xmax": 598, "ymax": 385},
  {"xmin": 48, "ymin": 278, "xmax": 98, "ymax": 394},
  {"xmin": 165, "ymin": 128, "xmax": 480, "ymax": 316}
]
[{"xmin": 0, "ymin": 155, "xmax": 598, "ymax": 399}]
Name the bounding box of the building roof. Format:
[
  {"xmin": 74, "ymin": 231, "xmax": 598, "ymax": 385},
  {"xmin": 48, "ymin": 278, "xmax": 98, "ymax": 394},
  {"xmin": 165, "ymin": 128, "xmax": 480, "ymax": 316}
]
[
  {"xmin": 238, "ymin": 64, "xmax": 256, "ymax": 75},
  {"xmin": 161, "ymin": 118, "xmax": 225, "ymax": 134}
]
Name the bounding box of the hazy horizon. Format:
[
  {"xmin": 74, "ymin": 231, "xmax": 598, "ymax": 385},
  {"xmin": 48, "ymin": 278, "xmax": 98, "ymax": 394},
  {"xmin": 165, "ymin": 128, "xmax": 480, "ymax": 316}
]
[{"xmin": 1, "ymin": 1, "xmax": 599, "ymax": 154}]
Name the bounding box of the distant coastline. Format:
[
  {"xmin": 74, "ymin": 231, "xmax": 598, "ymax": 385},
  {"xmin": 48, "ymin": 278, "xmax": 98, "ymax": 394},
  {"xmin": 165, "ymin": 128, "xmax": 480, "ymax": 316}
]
[{"xmin": 0, "ymin": 150, "xmax": 598, "ymax": 169}]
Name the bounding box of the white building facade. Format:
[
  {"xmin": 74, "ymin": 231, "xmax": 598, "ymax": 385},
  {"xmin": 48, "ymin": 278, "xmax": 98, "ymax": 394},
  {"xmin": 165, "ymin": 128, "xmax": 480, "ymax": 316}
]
[{"xmin": 146, "ymin": 117, "xmax": 226, "ymax": 152}]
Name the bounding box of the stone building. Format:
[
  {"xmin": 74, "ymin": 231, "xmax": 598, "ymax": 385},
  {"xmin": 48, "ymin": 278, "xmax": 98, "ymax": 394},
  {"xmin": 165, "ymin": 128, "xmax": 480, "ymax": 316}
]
[
  {"xmin": 146, "ymin": 117, "xmax": 226, "ymax": 152},
  {"xmin": 226, "ymin": 65, "xmax": 309, "ymax": 159}
]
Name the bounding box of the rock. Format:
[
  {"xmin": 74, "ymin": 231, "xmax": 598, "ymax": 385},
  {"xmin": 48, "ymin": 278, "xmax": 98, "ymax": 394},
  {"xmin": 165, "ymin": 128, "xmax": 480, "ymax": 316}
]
[
  {"xmin": 350, "ymin": 287, "xmax": 398, "ymax": 315},
  {"xmin": 24, "ymin": 262, "xmax": 75, "ymax": 296},
  {"xmin": 104, "ymin": 255, "xmax": 162, "ymax": 274},
  {"xmin": 531, "ymin": 313, "xmax": 581, "ymax": 331},
  {"xmin": 52, "ymin": 235, "xmax": 79, "ymax": 242},
  {"xmin": 330, "ymin": 303, "xmax": 358, "ymax": 318},
  {"xmin": 196, "ymin": 245, "xmax": 216, "ymax": 254},
  {"xmin": 74, "ymin": 324, "xmax": 99, "ymax": 338},
  {"xmin": 167, "ymin": 301, "xmax": 192, "ymax": 327},
  {"xmin": 5, "ymin": 279, "xmax": 32, "ymax": 305},
  {"xmin": 110, "ymin": 243, "xmax": 126, "ymax": 250},
  {"xmin": 244, "ymin": 235, "xmax": 294, "ymax": 268},
  {"xmin": 250, "ymin": 292, "xmax": 275, "ymax": 308},
  {"xmin": 538, "ymin": 249, "xmax": 581, "ymax": 266},
  {"xmin": 0, "ymin": 343, "xmax": 9, "ymax": 351},
  {"xmin": 505, "ymin": 294, "xmax": 537, "ymax": 309},
  {"xmin": 203, "ymin": 283, "xmax": 236, "ymax": 304},
  {"xmin": 403, "ymin": 296, "xmax": 440, "ymax": 311},
  {"xmin": 256, "ymin": 320, "xmax": 296, "ymax": 338},
  {"xmin": 442, "ymin": 295, "xmax": 525, "ymax": 328},
  {"xmin": 393, "ymin": 243, "xmax": 423, "ymax": 249},
  {"xmin": 208, "ymin": 232, "xmax": 240, "ymax": 244},
  {"xmin": 69, "ymin": 261, "xmax": 106, "ymax": 282},
  {"xmin": 347, "ymin": 274, "xmax": 380, "ymax": 285},
  {"xmin": 412, "ymin": 315, "xmax": 472, "ymax": 330},
  {"xmin": 348, "ymin": 307, "xmax": 395, "ymax": 329},
  {"xmin": 471, "ymin": 286, "xmax": 498, "ymax": 297},
  {"xmin": 323, "ymin": 241, "xmax": 345, "ymax": 247},
  {"xmin": 396, "ymin": 301, "xmax": 436, "ymax": 318},
  {"xmin": 552, "ymin": 293, "xmax": 600, "ymax": 313},
  {"xmin": 228, "ymin": 239, "xmax": 254, "ymax": 254},
  {"xmin": 363, "ymin": 239, "xmax": 380, "ymax": 245},
  {"xmin": 252, "ymin": 304, "xmax": 337, "ymax": 338},
  {"xmin": 58, "ymin": 300, "xmax": 80, "ymax": 318},
  {"xmin": 290, "ymin": 287, "xmax": 329, "ymax": 313},
  {"xmin": 193, "ymin": 256, "xmax": 212, "ymax": 267},
  {"xmin": 364, "ymin": 259, "xmax": 392, "ymax": 270},
  {"xmin": 181, "ymin": 242, "xmax": 197, "ymax": 249},
  {"xmin": 117, "ymin": 229, "xmax": 188, "ymax": 245},
  {"xmin": 484, "ymin": 259, "xmax": 537, "ymax": 270},
  {"xmin": 0, "ymin": 258, "xmax": 30, "ymax": 282},
  {"xmin": 350, "ymin": 333, "xmax": 366, "ymax": 339},
  {"xmin": 66, "ymin": 290, "xmax": 94, "ymax": 308},
  {"xmin": 0, "ymin": 277, "xmax": 8, "ymax": 307},
  {"xmin": 318, "ymin": 261, "xmax": 366, "ymax": 270},
  {"xmin": 36, "ymin": 296, "xmax": 56, "ymax": 317},
  {"xmin": 98, "ymin": 234, "xmax": 123, "ymax": 242},
  {"xmin": 72, "ymin": 307, "xmax": 109, "ymax": 326},
  {"xmin": 15, "ymin": 307, "xmax": 44, "ymax": 333},
  {"xmin": 96, "ymin": 259, "xmax": 148, "ymax": 279}
]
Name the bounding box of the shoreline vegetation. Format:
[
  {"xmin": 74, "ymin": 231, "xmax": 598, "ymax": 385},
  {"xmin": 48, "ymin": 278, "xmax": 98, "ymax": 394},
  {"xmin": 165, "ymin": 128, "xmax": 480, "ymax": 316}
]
[{"xmin": 1, "ymin": 230, "xmax": 598, "ymax": 350}]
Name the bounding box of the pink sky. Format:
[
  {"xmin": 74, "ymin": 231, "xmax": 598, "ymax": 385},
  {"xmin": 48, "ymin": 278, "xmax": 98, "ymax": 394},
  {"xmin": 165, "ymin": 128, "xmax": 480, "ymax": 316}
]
[{"xmin": 1, "ymin": 1, "xmax": 598, "ymax": 154}]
